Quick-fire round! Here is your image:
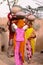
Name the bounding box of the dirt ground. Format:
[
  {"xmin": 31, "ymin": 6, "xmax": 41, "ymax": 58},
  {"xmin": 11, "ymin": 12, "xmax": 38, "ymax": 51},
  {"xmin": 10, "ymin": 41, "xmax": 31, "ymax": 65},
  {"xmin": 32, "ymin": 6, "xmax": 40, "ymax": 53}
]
[{"xmin": 0, "ymin": 52, "xmax": 43, "ymax": 65}]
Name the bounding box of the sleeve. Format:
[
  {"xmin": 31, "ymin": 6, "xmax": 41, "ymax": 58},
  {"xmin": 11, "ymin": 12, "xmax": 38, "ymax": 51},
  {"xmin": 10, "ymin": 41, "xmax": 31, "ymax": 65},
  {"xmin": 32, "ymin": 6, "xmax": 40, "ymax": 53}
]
[
  {"xmin": 23, "ymin": 25, "xmax": 28, "ymax": 30},
  {"xmin": 11, "ymin": 23, "xmax": 17, "ymax": 29}
]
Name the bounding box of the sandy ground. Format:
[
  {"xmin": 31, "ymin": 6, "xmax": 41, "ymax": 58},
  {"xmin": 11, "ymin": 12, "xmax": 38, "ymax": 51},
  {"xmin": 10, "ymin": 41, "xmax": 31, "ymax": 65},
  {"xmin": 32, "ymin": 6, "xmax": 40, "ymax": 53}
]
[{"xmin": 0, "ymin": 52, "xmax": 43, "ymax": 65}]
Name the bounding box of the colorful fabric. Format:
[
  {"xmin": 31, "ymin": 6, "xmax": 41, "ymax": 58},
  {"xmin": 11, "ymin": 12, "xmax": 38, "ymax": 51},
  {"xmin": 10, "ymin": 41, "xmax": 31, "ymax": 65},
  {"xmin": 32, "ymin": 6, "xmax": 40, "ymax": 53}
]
[
  {"xmin": 16, "ymin": 28, "xmax": 24, "ymax": 41},
  {"xmin": 26, "ymin": 40, "xmax": 32, "ymax": 59},
  {"xmin": 25, "ymin": 28, "xmax": 33, "ymax": 39},
  {"xmin": 30, "ymin": 38, "xmax": 36, "ymax": 55},
  {"xmin": 13, "ymin": 33, "xmax": 25, "ymax": 62},
  {"xmin": 13, "ymin": 19, "xmax": 28, "ymax": 64},
  {"xmin": 19, "ymin": 41, "xmax": 25, "ymax": 62},
  {"xmin": 15, "ymin": 41, "xmax": 23, "ymax": 65},
  {"xmin": 25, "ymin": 28, "xmax": 36, "ymax": 55},
  {"xmin": 13, "ymin": 28, "xmax": 25, "ymax": 63}
]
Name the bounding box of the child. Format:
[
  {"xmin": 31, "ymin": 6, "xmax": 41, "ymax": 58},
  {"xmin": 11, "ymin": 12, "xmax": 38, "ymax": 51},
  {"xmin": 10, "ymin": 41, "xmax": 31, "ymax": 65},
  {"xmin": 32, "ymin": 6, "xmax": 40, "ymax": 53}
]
[{"xmin": 12, "ymin": 19, "xmax": 28, "ymax": 65}]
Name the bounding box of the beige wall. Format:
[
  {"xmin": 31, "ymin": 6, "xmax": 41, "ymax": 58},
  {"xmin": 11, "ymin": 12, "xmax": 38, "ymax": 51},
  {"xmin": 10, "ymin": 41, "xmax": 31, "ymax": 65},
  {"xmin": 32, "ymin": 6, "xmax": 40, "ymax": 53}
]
[
  {"xmin": 0, "ymin": 17, "xmax": 8, "ymax": 25},
  {"xmin": 35, "ymin": 19, "xmax": 43, "ymax": 52},
  {"xmin": 0, "ymin": 17, "xmax": 9, "ymax": 51}
]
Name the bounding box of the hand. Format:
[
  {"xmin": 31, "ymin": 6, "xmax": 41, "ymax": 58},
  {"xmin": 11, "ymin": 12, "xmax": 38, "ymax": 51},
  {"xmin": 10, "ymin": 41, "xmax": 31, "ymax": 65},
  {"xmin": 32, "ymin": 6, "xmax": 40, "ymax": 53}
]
[{"xmin": 30, "ymin": 33, "xmax": 36, "ymax": 38}]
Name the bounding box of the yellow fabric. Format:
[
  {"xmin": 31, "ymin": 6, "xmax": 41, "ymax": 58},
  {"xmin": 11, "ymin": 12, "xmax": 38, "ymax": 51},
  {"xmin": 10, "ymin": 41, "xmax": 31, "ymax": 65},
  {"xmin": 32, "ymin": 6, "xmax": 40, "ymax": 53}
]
[
  {"xmin": 25, "ymin": 28, "xmax": 33, "ymax": 39},
  {"xmin": 30, "ymin": 39, "xmax": 36, "ymax": 54},
  {"xmin": 25, "ymin": 28, "xmax": 36, "ymax": 55}
]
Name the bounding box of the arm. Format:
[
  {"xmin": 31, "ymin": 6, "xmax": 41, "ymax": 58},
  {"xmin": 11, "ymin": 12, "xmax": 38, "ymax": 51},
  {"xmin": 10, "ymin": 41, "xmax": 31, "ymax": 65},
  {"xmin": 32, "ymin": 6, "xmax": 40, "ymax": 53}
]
[
  {"xmin": 23, "ymin": 25, "xmax": 28, "ymax": 30},
  {"xmin": 11, "ymin": 23, "xmax": 17, "ymax": 30}
]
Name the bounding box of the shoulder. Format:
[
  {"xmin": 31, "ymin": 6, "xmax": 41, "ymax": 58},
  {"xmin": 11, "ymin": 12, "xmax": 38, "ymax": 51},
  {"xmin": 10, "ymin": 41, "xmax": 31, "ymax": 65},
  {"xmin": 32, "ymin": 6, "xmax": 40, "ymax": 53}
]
[{"xmin": 23, "ymin": 25, "xmax": 28, "ymax": 30}]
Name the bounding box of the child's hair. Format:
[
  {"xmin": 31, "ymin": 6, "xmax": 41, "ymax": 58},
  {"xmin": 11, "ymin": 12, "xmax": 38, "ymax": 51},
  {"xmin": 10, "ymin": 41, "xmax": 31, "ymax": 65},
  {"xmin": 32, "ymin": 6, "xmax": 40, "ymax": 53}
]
[
  {"xmin": 11, "ymin": 15, "xmax": 25, "ymax": 21},
  {"xmin": 17, "ymin": 19, "xmax": 25, "ymax": 28}
]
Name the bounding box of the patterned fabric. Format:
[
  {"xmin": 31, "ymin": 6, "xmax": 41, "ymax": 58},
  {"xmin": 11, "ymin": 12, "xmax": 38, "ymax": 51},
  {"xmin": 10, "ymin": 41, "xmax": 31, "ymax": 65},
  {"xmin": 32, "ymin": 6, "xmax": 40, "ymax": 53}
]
[
  {"xmin": 25, "ymin": 40, "xmax": 32, "ymax": 60},
  {"xmin": 25, "ymin": 28, "xmax": 36, "ymax": 55}
]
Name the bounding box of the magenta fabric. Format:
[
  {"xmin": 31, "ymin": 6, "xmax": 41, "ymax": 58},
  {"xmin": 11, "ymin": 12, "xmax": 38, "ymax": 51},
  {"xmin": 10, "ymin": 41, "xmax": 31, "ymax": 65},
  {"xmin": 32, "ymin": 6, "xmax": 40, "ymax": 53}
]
[
  {"xmin": 15, "ymin": 28, "xmax": 24, "ymax": 65},
  {"xmin": 16, "ymin": 28, "xmax": 24, "ymax": 41},
  {"xmin": 15, "ymin": 41, "xmax": 23, "ymax": 65}
]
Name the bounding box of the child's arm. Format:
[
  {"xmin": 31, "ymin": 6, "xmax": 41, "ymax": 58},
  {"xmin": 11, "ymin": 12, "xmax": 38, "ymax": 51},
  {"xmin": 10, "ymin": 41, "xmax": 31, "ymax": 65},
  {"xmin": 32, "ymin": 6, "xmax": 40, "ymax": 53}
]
[
  {"xmin": 11, "ymin": 23, "xmax": 18, "ymax": 30},
  {"xmin": 23, "ymin": 25, "xmax": 28, "ymax": 30}
]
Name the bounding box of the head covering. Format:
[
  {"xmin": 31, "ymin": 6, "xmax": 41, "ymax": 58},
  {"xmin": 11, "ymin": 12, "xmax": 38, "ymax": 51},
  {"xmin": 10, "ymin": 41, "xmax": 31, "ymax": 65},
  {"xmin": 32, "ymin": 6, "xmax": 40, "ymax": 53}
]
[
  {"xmin": 11, "ymin": 5, "xmax": 22, "ymax": 13},
  {"xmin": 15, "ymin": 11, "xmax": 26, "ymax": 20},
  {"xmin": 27, "ymin": 14, "xmax": 35, "ymax": 21},
  {"xmin": 16, "ymin": 11, "xmax": 26, "ymax": 16}
]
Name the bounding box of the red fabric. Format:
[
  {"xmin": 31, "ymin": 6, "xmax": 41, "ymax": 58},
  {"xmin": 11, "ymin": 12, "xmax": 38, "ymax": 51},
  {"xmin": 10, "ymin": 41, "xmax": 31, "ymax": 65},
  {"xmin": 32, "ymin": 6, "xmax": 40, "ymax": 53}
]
[
  {"xmin": 8, "ymin": 12, "xmax": 14, "ymax": 39},
  {"xmin": 8, "ymin": 12, "xmax": 12, "ymax": 21}
]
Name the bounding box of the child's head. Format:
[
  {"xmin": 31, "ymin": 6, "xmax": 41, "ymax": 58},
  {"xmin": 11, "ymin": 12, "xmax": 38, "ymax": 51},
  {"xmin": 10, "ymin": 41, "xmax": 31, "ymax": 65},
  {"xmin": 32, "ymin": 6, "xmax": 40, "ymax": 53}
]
[{"xmin": 17, "ymin": 19, "xmax": 25, "ymax": 28}]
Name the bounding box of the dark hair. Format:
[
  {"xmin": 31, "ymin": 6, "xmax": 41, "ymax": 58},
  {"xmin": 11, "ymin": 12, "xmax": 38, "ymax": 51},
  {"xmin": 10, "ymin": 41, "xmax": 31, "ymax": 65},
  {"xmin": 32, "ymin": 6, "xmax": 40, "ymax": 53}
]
[
  {"xmin": 11, "ymin": 15, "xmax": 25, "ymax": 21},
  {"xmin": 29, "ymin": 21, "xmax": 32, "ymax": 25}
]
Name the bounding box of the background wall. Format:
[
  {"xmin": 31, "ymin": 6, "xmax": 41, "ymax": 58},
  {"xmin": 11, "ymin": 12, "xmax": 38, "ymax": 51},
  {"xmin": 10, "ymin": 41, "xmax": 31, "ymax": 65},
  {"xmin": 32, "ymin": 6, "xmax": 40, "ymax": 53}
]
[
  {"xmin": 0, "ymin": 17, "xmax": 9, "ymax": 51},
  {"xmin": 35, "ymin": 19, "xmax": 43, "ymax": 52}
]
